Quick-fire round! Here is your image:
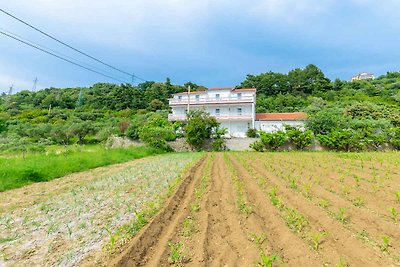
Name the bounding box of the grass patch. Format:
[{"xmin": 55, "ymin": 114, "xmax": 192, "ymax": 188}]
[{"xmin": 0, "ymin": 145, "xmax": 163, "ymax": 192}]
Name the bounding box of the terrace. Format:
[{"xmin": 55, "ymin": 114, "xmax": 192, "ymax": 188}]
[
  {"xmin": 169, "ymin": 95, "xmax": 255, "ymax": 106},
  {"xmin": 168, "ymin": 113, "xmax": 253, "ymax": 121}
]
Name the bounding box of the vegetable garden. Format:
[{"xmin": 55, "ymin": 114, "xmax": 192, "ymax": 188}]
[{"xmin": 0, "ymin": 151, "xmax": 399, "ymax": 266}]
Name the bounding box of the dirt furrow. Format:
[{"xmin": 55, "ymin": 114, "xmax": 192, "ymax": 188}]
[
  {"xmin": 259, "ymin": 154, "xmax": 400, "ymax": 254},
  {"xmin": 227, "ymin": 154, "xmax": 323, "ymax": 266},
  {"xmin": 239, "ymin": 154, "xmax": 395, "ymax": 266},
  {"xmin": 109, "ymin": 155, "xmax": 208, "ymax": 267},
  {"xmin": 202, "ymin": 153, "xmax": 258, "ymax": 266}
]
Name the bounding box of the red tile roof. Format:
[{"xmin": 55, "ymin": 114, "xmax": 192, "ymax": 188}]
[
  {"xmin": 174, "ymin": 90, "xmax": 207, "ymax": 95},
  {"xmin": 233, "ymin": 88, "xmax": 257, "ymax": 92},
  {"xmin": 208, "ymin": 87, "xmax": 234, "ymax": 91},
  {"xmin": 256, "ymin": 112, "xmax": 307, "ymax": 121}
]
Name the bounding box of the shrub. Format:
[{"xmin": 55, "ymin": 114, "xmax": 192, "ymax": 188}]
[
  {"xmin": 285, "ymin": 126, "xmax": 313, "ymax": 150},
  {"xmin": 212, "ymin": 138, "xmax": 226, "ymax": 151},
  {"xmin": 250, "ymin": 140, "xmax": 265, "ymax": 152},
  {"xmin": 389, "ymin": 127, "xmax": 400, "ymax": 149},
  {"xmin": 317, "ymin": 129, "xmax": 365, "ymax": 151},
  {"xmin": 185, "ymin": 110, "xmax": 219, "ymax": 150},
  {"xmin": 259, "ymin": 131, "xmax": 286, "ymax": 151},
  {"xmin": 246, "ymin": 128, "xmax": 258, "ymax": 138}
]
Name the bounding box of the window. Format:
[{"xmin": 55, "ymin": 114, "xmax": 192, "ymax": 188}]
[
  {"xmin": 215, "ymin": 94, "xmax": 220, "ymax": 100},
  {"xmin": 195, "ymin": 95, "xmax": 200, "ymax": 101},
  {"xmin": 237, "ymin": 93, "xmax": 242, "ymax": 99},
  {"xmin": 215, "ymin": 108, "xmax": 220, "ymax": 115},
  {"xmin": 237, "ymin": 107, "xmax": 242, "ymax": 115},
  {"xmin": 178, "ymin": 95, "xmax": 182, "ymax": 101}
]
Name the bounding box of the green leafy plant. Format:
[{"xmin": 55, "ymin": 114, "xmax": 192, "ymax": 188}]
[
  {"xmin": 310, "ymin": 231, "xmax": 328, "ymax": 251},
  {"xmin": 380, "ymin": 235, "xmax": 391, "ymax": 252},
  {"xmin": 390, "ymin": 207, "xmax": 398, "ymax": 224},
  {"xmin": 285, "ymin": 125, "xmax": 312, "ymax": 150},
  {"xmin": 335, "ymin": 208, "xmax": 349, "ymax": 223},
  {"xmin": 395, "ymin": 191, "xmax": 400, "ymax": 203},
  {"xmin": 168, "ymin": 241, "xmax": 185, "ymax": 264},
  {"xmin": 259, "ymin": 131, "xmax": 286, "ymax": 151},
  {"xmin": 319, "ymin": 198, "xmax": 331, "ymax": 208},
  {"xmin": 352, "ymin": 197, "xmax": 365, "ymax": 207}
]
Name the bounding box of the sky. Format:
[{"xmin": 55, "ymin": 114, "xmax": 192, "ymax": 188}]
[{"xmin": 1, "ymin": 0, "xmax": 400, "ymax": 93}]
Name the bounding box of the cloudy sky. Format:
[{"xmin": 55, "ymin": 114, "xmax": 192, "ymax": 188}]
[{"xmin": 1, "ymin": 0, "xmax": 399, "ymax": 92}]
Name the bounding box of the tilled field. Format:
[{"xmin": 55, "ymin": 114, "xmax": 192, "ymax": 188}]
[
  {"xmin": 111, "ymin": 152, "xmax": 400, "ymax": 267},
  {"xmin": 0, "ymin": 153, "xmax": 202, "ymax": 267}
]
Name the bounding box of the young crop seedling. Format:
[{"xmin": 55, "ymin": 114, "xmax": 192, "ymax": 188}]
[
  {"xmin": 319, "ymin": 198, "xmax": 331, "ymax": 209},
  {"xmin": 335, "ymin": 208, "xmax": 349, "ymax": 224},
  {"xmin": 380, "ymin": 235, "xmax": 391, "ymax": 252},
  {"xmin": 256, "ymin": 251, "xmax": 279, "ymax": 267},
  {"xmin": 168, "ymin": 241, "xmax": 185, "ymax": 264},
  {"xmin": 390, "ymin": 208, "xmax": 398, "ymax": 224},
  {"xmin": 396, "ymin": 192, "xmax": 400, "ymax": 203},
  {"xmin": 352, "ymin": 197, "xmax": 365, "ymax": 207},
  {"xmin": 310, "ymin": 231, "xmax": 328, "ymax": 251},
  {"xmin": 182, "ymin": 216, "xmax": 197, "ymax": 237}
]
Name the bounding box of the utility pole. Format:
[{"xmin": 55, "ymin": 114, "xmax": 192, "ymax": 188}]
[
  {"xmin": 187, "ymin": 85, "xmax": 191, "ymax": 113},
  {"xmin": 131, "ymin": 73, "xmax": 135, "ymax": 84},
  {"xmin": 32, "ymin": 77, "xmax": 38, "ymax": 92}
]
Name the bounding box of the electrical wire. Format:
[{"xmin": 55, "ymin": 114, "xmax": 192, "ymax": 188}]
[
  {"xmin": 0, "ymin": 27, "xmax": 129, "ymax": 82},
  {"xmin": 0, "ymin": 8, "xmax": 147, "ymax": 82},
  {"xmin": 0, "ymin": 30, "xmax": 129, "ymax": 83}
]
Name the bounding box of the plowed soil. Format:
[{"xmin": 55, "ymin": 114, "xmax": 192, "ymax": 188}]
[{"xmin": 107, "ymin": 152, "xmax": 399, "ymax": 267}]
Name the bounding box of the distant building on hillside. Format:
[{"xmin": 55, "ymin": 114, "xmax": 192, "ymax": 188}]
[
  {"xmin": 168, "ymin": 87, "xmax": 307, "ymax": 137},
  {"xmin": 351, "ymin": 72, "xmax": 375, "ymax": 81}
]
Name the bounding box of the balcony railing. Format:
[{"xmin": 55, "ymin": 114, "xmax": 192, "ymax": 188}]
[
  {"xmin": 169, "ymin": 96, "xmax": 254, "ymax": 105},
  {"xmin": 168, "ymin": 113, "xmax": 253, "ymax": 121}
]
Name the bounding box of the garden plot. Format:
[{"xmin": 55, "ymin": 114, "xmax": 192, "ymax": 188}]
[
  {"xmin": 110, "ymin": 152, "xmax": 399, "ymax": 267},
  {"xmin": 0, "ymin": 153, "xmax": 202, "ymax": 267}
]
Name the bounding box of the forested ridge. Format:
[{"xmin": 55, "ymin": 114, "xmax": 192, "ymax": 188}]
[{"xmin": 1, "ymin": 64, "xmax": 399, "ymax": 151}]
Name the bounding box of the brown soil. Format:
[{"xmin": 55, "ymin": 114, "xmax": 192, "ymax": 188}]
[{"xmin": 106, "ymin": 152, "xmax": 399, "ymax": 267}]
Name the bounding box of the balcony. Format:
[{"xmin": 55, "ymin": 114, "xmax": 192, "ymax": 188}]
[
  {"xmin": 168, "ymin": 113, "xmax": 253, "ymax": 121},
  {"xmin": 169, "ymin": 96, "xmax": 254, "ymax": 106}
]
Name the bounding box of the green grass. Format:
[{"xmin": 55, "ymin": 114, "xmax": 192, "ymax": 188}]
[{"xmin": 0, "ymin": 145, "xmax": 163, "ymax": 192}]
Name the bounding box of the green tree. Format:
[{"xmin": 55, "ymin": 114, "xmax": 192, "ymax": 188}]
[{"xmin": 185, "ymin": 110, "xmax": 219, "ymax": 150}]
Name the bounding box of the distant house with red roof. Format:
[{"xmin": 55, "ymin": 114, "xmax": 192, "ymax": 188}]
[
  {"xmin": 168, "ymin": 87, "xmax": 307, "ymax": 137},
  {"xmin": 255, "ymin": 112, "xmax": 307, "ymax": 133}
]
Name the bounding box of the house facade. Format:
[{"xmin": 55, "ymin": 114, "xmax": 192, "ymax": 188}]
[
  {"xmin": 351, "ymin": 72, "xmax": 374, "ymax": 81},
  {"xmin": 255, "ymin": 112, "xmax": 307, "ymax": 132},
  {"xmin": 168, "ymin": 87, "xmax": 256, "ymax": 137},
  {"xmin": 168, "ymin": 87, "xmax": 307, "ymax": 137}
]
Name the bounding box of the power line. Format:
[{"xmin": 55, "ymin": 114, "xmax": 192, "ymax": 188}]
[
  {"xmin": 0, "ymin": 8, "xmax": 147, "ymax": 82},
  {"xmin": 0, "ymin": 30, "xmax": 129, "ymax": 83},
  {"xmin": 0, "ymin": 27, "xmax": 129, "ymax": 81}
]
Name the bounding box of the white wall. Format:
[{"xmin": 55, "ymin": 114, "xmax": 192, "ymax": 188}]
[
  {"xmin": 255, "ymin": 121, "xmax": 305, "ymax": 133},
  {"xmin": 220, "ymin": 121, "xmax": 251, "ymax": 138}
]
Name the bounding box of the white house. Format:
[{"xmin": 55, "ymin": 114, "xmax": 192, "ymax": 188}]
[
  {"xmin": 168, "ymin": 87, "xmax": 307, "ymax": 137},
  {"xmin": 168, "ymin": 87, "xmax": 256, "ymax": 137},
  {"xmin": 255, "ymin": 112, "xmax": 307, "ymax": 132}
]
